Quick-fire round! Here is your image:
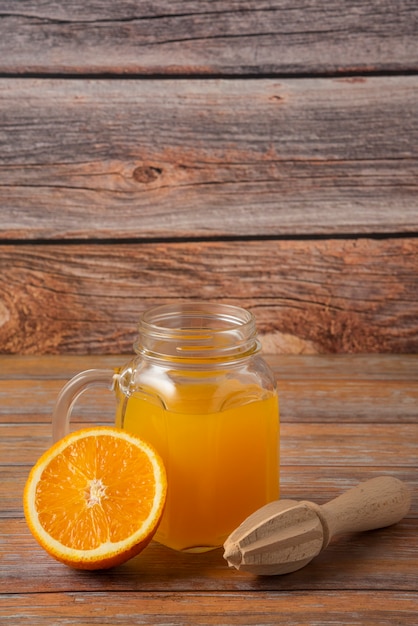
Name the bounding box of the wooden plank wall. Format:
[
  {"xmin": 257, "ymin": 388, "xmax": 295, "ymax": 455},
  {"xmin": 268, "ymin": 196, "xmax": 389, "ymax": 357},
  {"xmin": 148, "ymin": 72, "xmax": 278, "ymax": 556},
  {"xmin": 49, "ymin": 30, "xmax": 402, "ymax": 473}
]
[{"xmin": 0, "ymin": 0, "xmax": 417, "ymax": 355}]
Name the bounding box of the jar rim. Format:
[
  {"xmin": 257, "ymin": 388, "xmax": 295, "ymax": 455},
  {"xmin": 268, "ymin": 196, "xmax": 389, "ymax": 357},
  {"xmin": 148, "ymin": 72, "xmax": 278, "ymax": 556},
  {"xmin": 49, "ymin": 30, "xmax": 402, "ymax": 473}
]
[{"xmin": 135, "ymin": 302, "xmax": 259, "ymax": 362}]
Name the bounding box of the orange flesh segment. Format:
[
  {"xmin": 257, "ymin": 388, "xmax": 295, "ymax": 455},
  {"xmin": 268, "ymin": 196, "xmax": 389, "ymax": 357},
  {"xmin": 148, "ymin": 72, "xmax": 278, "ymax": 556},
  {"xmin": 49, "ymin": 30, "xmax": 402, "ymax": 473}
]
[{"xmin": 35, "ymin": 435, "xmax": 157, "ymax": 550}]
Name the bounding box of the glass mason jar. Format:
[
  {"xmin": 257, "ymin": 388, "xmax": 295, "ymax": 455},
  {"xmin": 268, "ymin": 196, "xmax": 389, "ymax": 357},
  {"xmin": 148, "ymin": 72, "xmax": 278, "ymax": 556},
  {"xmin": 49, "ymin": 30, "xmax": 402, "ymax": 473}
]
[{"xmin": 52, "ymin": 302, "xmax": 279, "ymax": 553}]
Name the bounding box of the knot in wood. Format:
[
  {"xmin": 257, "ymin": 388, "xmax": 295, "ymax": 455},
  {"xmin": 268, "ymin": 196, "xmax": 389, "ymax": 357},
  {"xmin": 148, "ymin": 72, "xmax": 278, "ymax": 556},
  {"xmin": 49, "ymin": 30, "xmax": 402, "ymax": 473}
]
[{"xmin": 133, "ymin": 165, "xmax": 162, "ymax": 183}]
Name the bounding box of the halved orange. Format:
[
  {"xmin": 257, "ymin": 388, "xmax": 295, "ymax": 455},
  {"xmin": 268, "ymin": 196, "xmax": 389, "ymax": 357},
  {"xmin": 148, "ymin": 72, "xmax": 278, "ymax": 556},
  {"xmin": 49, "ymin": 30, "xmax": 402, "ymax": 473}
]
[{"xmin": 23, "ymin": 426, "xmax": 167, "ymax": 570}]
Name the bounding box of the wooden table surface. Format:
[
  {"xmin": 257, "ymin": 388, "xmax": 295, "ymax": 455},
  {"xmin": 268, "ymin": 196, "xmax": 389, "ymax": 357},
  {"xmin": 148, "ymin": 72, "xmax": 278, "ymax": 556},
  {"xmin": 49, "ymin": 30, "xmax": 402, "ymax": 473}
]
[{"xmin": 1, "ymin": 354, "xmax": 417, "ymax": 625}]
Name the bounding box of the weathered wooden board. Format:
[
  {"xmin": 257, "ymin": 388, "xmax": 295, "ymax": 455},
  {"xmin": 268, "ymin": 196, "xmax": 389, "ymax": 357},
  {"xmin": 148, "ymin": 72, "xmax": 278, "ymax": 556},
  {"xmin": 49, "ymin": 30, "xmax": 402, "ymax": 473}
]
[
  {"xmin": 1, "ymin": 77, "xmax": 417, "ymax": 239},
  {"xmin": 3, "ymin": 466, "xmax": 416, "ymax": 520},
  {"xmin": 3, "ymin": 353, "xmax": 418, "ymax": 380},
  {"xmin": 1, "ymin": 518, "xmax": 417, "ymax": 594},
  {"xmin": 0, "ymin": 590, "xmax": 417, "ymax": 625},
  {"xmin": 2, "ymin": 422, "xmax": 417, "ymax": 468},
  {"xmin": 0, "ymin": 1, "xmax": 417, "ymax": 75},
  {"xmin": 3, "ymin": 377, "xmax": 418, "ymax": 424},
  {"xmin": 2, "ymin": 359, "xmax": 418, "ymax": 424},
  {"xmin": 0, "ymin": 239, "xmax": 417, "ymax": 354}
]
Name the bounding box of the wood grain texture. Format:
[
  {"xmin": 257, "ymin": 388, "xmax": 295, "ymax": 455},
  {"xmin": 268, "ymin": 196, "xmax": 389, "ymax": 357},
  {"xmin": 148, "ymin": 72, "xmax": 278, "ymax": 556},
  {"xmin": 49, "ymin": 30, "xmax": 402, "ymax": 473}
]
[
  {"xmin": 2, "ymin": 377, "xmax": 418, "ymax": 424},
  {"xmin": 1, "ymin": 77, "xmax": 417, "ymax": 239},
  {"xmin": 2, "ymin": 422, "xmax": 416, "ymax": 468},
  {"xmin": 2, "ymin": 355, "xmax": 418, "ymax": 424},
  {"xmin": 1, "ymin": 239, "xmax": 417, "ymax": 354},
  {"xmin": 0, "ymin": 519, "xmax": 417, "ymax": 593},
  {"xmin": 3, "ymin": 465, "xmax": 416, "ymax": 519},
  {"xmin": 2, "ymin": 353, "xmax": 418, "ymax": 379},
  {"xmin": 0, "ymin": 590, "xmax": 417, "ymax": 625},
  {"xmin": 0, "ymin": 1, "xmax": 417, "ymax": 75}
]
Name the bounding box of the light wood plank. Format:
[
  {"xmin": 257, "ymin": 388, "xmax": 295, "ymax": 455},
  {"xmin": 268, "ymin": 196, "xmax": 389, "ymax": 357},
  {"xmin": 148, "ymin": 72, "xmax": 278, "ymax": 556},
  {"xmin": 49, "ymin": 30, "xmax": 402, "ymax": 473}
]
[
  {"xmin": 1, "ymin": 77, "xmax": 418, "ymax": 238},
  {"xmin": 268, "ymin": 354, "xmax": 418, "ymax": 380},
  {"xmin": 0, "ymin": 1, "xmax": 417, "ymax": 74},
  {"xmin": 277, "ymin": 379, "xmax": 418, "ymax": 423},
  {"xmin": 1, "ymin": 377, "xmax": 417, "ymax": 424},
  {"xmin": 1, "ymin": 518, "xmax": 418, "ymax": 593},
  {"xmin": 280, "ymin": 423, "xmax": 418, "ymax": 467},
  {"xmin": 2, "ymin": 423, "xmax": 417, "ymax": 467},
  {"xmin": 1, "ymin": 239, "xmax": 417, "ymax": 355},
  {"xmin": 0, "ymin": 355, "xmax": 123, "ymax": 379},
  {"xmin": 2, "ymin": 354, "xmax": 418, "ymax": 381},
  {"xmin": 0, "ymin": 380, "xmax": 118, "ymax": 420},
  {"xmin": 0, "ymin": 587, "xmax": 417, "ymax": 622},
  {"xmin": 4, "ymin": 466, "xmax": 415, "ymax": 519}
]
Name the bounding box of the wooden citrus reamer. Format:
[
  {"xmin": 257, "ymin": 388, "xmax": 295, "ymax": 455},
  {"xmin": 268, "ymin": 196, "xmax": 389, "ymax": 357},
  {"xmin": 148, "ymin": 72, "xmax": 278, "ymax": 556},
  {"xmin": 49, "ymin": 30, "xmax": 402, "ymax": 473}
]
[{"xmin": 223, "ymin": 476, "xmax": 411, "ymax": 575}]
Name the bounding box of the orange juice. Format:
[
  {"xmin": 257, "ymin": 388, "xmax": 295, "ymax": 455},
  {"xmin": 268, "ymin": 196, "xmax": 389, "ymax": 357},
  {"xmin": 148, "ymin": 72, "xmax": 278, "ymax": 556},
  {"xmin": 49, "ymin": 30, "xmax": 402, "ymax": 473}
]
[{"xmin": 116, "ymin": 382, "xmax": 279, "ymax": 552}]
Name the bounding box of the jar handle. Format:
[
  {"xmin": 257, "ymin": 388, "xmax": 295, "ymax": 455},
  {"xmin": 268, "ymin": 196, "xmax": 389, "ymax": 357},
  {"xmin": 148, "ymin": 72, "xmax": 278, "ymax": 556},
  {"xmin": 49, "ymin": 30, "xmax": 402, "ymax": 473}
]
[{"xmin": 52, "ymin": 369, "xmax": 118, "ymax": 442}]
